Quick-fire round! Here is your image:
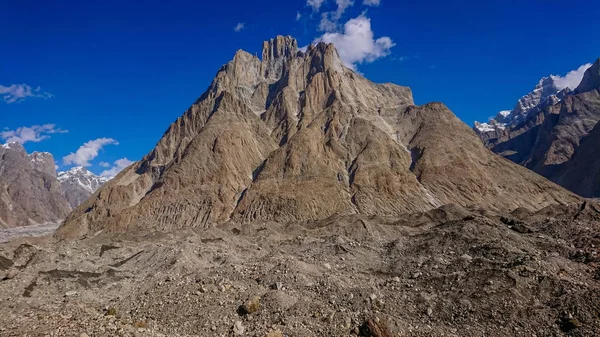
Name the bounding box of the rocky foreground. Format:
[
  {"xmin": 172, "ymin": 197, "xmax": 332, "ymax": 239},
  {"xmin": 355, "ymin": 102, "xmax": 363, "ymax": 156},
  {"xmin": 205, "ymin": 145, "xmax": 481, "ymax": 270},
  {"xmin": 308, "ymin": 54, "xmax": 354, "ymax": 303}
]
[{"xmin": 1, "ymin": 203, "xmax": 599, "ymax": 336}]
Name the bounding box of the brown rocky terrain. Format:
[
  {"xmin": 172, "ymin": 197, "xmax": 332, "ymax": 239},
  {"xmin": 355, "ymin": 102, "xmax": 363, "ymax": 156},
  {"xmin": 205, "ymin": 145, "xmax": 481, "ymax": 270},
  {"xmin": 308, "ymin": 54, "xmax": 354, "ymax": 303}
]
[
  {"xmin": 2, "ymin": 203, "xmax": 600, "ymax": 336},
  {"xmin": 57, "ymin": 36, "xmax": 579, "ymax": 239},
  {"xmin": 0, "ymin": 143, "xmax": 71, "ymax": 229},
  {"xmin": 3, "ymin": 36, "xmax": 598, "ymax": 336},
  {"xmin": 476, "ymin": 58, "xmax": 600, "ymax": 197}
]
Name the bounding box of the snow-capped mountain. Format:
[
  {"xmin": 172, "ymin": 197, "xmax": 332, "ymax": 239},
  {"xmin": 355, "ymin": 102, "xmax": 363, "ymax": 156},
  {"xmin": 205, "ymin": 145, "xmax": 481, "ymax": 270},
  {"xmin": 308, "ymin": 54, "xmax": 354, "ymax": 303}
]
[
  {"xmin": 474, "ymin": 76, "xmax": 571, "ymax": 134},
  {"xmin": 57, "ymin": 166, "xmax": 110, "ymax": 208},
  {"xmin": 473, "ymin": 57, "xmax": 600, "ymax": 197}
]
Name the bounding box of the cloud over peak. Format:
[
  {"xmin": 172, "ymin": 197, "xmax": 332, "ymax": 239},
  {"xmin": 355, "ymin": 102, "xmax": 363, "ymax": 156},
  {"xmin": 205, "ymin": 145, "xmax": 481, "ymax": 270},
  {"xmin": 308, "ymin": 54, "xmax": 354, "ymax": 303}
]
[
  {"xmin": 1, "ymin": 124, "xmax": 67, "ymax": 145},
  {"xmin": 314, "ymin": 15, "xmax": 395, "ymax": 69},
  {"xmin": 63, "ymin": 138, "xmax": 119, "ymax": 167},
  {"xmin": 552, "ymin": 63, "xmax": 593, "ymax": 90},
  {"xmin": 0, "ymin": 84, "xmax": 53, "ymax": 104}
]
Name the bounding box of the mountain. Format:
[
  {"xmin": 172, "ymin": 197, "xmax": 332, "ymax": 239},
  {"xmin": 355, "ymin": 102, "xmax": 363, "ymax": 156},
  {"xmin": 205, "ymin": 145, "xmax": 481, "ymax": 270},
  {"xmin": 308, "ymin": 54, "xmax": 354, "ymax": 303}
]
[
  {"xmin": 0, "ymin": 143, "xmax": 71, "ymax": 228},
  {"xmin": 474, "ymin": 76, "xmax": 571, "ymax": 138},
  {"xmin": 56, "ymin": 36, "xmax": 579, "ymax": 239},
  {"xmin": 473, "ymin": 58, "xmax": 600, "ymax": 197},
  {"xmin": 57, "ymin": 166, "xmax": 110, "ymax": 208},
  {"xmin": 28, "ymin": 151, "xmax": 58, "ymax": 178}
]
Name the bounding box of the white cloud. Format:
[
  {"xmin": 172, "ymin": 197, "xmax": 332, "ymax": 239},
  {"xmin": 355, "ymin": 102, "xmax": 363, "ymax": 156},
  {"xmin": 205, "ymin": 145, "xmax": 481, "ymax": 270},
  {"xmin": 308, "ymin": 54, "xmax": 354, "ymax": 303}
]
[
  {"xmin": 100, "ymin": 158, "xmax": 134, "ymax": 178},
  {"xmin": 318, "ymin": 0, "xmax": 354, "ymax": 32},
  {"xmin": 363, "ymin": 0, "xmax": 380, "ymax": 6},
  {"xmin": 233, "ymin": 22, "xmax": 245, "ymax": 32},
  {"xmin": 63, "ymin": 138, "xmax": 119, "ymax": 167},
  {"xmin": 0, "ymin": 124, "xmax": 67, "ymax": 144},
  {"xmin": 307, "ymin": 0, "xmax": 326, "ymax": 11},
  {"xmin": 99, "ymin": 162, "xmax": 111, "ymax": 168},
  {"xmin": 313, "ymin": 15, "xmax": 395, "ymax": 69},
  {"xmin": 296, "ymin": 11, "xmax": 302, "ymax": 21},
  {"xmin": 552, "ymin": 63, "xmax": 593, "ymax": 90},
  {"xmin": 0, "ymin": 84, "xmax": 52, "ymax": 104}
]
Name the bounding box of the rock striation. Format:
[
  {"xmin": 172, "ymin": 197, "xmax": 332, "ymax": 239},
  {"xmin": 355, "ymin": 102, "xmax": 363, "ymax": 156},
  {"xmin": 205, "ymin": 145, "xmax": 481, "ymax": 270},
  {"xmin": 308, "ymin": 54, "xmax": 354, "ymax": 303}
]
[{"xmin": 56, "ymin": 36, "xmax": 580, "ymax": 239}]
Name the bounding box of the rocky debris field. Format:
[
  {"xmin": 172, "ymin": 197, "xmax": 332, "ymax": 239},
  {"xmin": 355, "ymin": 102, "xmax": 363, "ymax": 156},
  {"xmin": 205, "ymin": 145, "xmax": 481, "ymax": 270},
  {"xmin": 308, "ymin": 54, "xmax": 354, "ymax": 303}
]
[
  {"xmin": 0, "ymin": 222, "xmax": 61, "ymax": 244},
  {"xmin": 1, "ymin": 203, "xmax": 600, "ymax": 336}
]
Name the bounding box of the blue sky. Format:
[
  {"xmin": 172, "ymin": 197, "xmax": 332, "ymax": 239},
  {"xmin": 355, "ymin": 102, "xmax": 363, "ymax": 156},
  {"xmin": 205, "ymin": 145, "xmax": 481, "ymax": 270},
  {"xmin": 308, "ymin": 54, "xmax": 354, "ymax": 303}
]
[{"xmin": 2, "ymin": 0, "xmax": 599, "ymax": 176}]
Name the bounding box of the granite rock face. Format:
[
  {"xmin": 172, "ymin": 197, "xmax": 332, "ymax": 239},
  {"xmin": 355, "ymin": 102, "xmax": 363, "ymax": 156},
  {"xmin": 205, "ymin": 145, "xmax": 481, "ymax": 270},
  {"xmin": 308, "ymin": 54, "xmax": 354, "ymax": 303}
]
[
  {"xmin": 28, "ymin": 151, "xmax": 57, "ymax": 178},
  {"xmin": 56, "ymin": 36, "xmax": 579, "ymax": 239},
  {"xmin": 0, "ymin": 143, "xmax": 71, "ymax": 228}
]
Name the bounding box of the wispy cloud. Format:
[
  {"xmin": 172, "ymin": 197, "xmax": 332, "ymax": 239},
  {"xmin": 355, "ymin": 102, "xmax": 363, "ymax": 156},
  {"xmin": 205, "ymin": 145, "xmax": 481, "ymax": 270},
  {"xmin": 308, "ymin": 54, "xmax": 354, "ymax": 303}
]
[
  {"xmin": 100, "ymin": 158, "xmax": 134, "ymax": 178},
  {"xmin": 1, "ymin": 124, "xmax": 67, "ymax": 144},
  {"xmin": 296, "ymin": 11, "xmax": 302, "ymax": 21},
  {"xmin": 319, "ymin": 0, "xmax": 354, "ymax": 32},
  {"xmin": 0, "ymin": 84, "xmax": 53, "ymax": 104},
  {"xmin": 552, "ymin": 63, "xmax": 593, "ymax": 90},
  {"xmin": 63, "ymin": 138, "xmax": 119, "ymax": 167},
  {"xmin": 233, "ymin": 22, "xmax": 245, "ymax": 32},
  {"xmin": 307, "ymin": 0, "xmax": 326, "ymax": 11},
  {"xmin": 99, "ymin": 162, "xmax": 111, "ymax": 168},
  {"xmin": 313, "ymin": 14, "xmax": 395, "ymax": 70},
  {"xmin": 363, "ymin": 0, "xmax": 381, "ymax": 6}
]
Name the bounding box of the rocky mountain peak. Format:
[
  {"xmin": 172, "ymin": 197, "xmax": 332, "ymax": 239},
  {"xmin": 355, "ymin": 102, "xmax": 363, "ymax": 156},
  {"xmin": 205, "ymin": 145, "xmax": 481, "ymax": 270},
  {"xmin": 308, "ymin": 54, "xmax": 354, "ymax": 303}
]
[
  {"xmin": 56, "ymin": 35, "xmax": 579, "ymax": 239},
  {"xmin": 28, "ymin": 151, "xmax": 57, "ymax": 178},
  {"xmin": 1, "ymin": 142, "xmax": 26, "ymax": 156},
  {"xmin": 262, "ymin": 35, "xmax": 298, "ymax": 63},
  {"xmin": 0, "ymin": 142, "xmax": 71, "ymax": 228},
  {"xmin": 575, "ymin": 58, "xmax": 600, "ymax": 94},
  {"xmin": 57, "ymin": 166, "xmax": 109, "ymax": 208},
  {"xmin": 474, "ymin": 74, "xmax": 572, "ymax": 136}
]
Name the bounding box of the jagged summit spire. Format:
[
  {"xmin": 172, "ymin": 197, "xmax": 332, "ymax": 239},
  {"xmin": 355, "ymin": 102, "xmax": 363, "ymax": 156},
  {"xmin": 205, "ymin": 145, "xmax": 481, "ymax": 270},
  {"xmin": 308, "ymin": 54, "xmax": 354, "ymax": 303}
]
[
  {"xmin": 261, "ymin": 36, "xmax": 298, "ymax": 62},
  {"xmin": 56, "ymin": 34, "xmax": 579, "ymax": 240}
]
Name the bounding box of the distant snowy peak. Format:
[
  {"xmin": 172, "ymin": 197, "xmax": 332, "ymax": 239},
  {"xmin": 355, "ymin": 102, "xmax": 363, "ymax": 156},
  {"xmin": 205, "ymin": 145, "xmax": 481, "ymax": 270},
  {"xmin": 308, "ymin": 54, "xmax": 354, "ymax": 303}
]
[
  {"xmin": 512, "ymin": 76, "xmax": 560, "ymax": 117},
  {"xmin": 58, "ymin": 166, "xmax": 109, "ymax": 194},
  {"xmin": 475, "ymin": 76, "xmax": 572, "ymax": 134}
]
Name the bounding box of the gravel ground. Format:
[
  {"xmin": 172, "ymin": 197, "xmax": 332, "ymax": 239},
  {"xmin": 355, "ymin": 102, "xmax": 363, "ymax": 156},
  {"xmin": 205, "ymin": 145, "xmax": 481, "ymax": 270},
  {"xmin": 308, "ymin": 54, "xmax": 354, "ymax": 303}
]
[{"xmin": 1, "ymin": 203, "xmax": 599, "ymax": 336}]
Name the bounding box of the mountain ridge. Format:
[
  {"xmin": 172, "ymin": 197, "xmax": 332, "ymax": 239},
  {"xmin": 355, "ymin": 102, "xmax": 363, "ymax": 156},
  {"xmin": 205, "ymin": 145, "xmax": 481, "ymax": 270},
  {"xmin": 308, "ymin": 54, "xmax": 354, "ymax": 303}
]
[
  {"xmin": 473, "ymin": 57, "xmax": 600, "ymax": 197},
  {"xmin": 56, "ymin": 36, "xmax": 580, "ymax": 239}
]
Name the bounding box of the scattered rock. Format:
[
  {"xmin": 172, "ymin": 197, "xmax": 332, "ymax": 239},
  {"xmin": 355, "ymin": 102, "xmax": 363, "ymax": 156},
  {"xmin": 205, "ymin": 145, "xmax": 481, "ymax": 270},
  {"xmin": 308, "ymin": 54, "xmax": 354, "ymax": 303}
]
[
  {"xmin": 266, "ymin": 330, "xmax": 284, "ymax": 337},
  {"xmin": 104, "ymin": 307, "xmax": 117, "ymax": 316},
  {"xmin": 65, "ymin": 290, "xmax": 78, "ymax": 297},
  {"xmin": 232, "ymin": 321, "xmax": 245, "ymax": 335},
  {"xmin": 2, "ymin": 268, "xmax": 18, "ymax": 280},
  {"xmin": 359, "ymin": 317, "xmax": 393, "ymax": 337},
  {"xmin": 271, "ymin": 282, "xmax": 283, "ymax": 290},
  {"xmin": 559, "ymin": 316, "xmax": 583, "ymax": 332},
  {"xmin": 238, "ymin": 296, "xmax": 261, "ymax": 315}
]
